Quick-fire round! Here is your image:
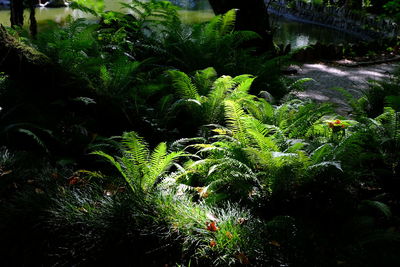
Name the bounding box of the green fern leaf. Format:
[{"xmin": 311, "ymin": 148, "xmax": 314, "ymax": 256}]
[
  {"xmin": 224, "ymin": 100, "xmax": 248, "ymax": 144},
  {"xmin": 362, "ymin": 200, "xmax": 392, "ymax": 218},
  {"xmin": 91, "ymin": 151, "xmax": 127, "ymax": 180},
  {"xmin": 167, "ymin": 70, "xmax": 200, "ymax": 100},
  {"xmin": 122, "ymin": 132, "xmax": 149, "ymax": 166},
  {"xmin": 219, "ymin": 9, "xmax": 237, "ymax": 35}
]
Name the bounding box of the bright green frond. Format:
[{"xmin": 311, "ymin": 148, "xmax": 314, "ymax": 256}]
[
  {"xmin": 224, "ymin": 100, "xmax": 248, "ymax": 144},
  {"xmin": 168, "ymin": 70, "xmax": 200, "ymax": 100},
  {"xmin": 219, "ymin": 9, "xmax": 237, "ymax": 35},
  {"xmin": 91, "ymin": 151, "xmax": 126, "ymax": 179},
  {"xmin": 122, "ymin": 132, "xmax": 149, "ymax": 165}
]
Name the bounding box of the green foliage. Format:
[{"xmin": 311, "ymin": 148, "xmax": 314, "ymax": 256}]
[
  {"xmin": 2, "ymin": 1, "xmax": 400, "ymax": 266},
  {"xmin": 93, "ymin": 131, "xmax": 183, "ymax": 193},
  {"xmin": 363, "ymin": 74, "xmax": 400, "ymax": 116},
  {"xmin": 154, "ymin": 193, "xmax": 266, "ymax": 266},
  {"xmin": 384, "ymin": 0, "xmax": 400, "ymax": 21},
  {"xmin": 165, "ymin": 68, "xmax": 258, "ymax": 128}
]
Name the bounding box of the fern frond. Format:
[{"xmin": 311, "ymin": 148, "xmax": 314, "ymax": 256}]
[
  {"xmin": 147, "ymin": 145, "xmax": 184, "ymax": 190},
  {"xmin": 361, "ymin": 200, "xmax": 392, "ymax": 218},
  {"xmin": 234, "ymin": 76, "xmax": 255, "ymax": 94},
  {"xmin": 121, "ymin": 132, "xmax": 149, "ymax": 165},
  {"xmin": 91, "ymin": 151, "xmax": 128, "ymax": 180},
  {"xmin": 17, "ymin": 128, "xmax": 49, "ymax": 154},
  {"xmin": 333, "ymin": 87, "xmax": 365, "ymax": 117},
  {"xmin": 219, "ymin": 9, "xmax": 237, "ymax": 35},
  {"xmin": 149, "ymin": 142, "xmax": 168, "ymax": 173},
  {"xmin": 288, "ymin": 78, "xmax": 314, "ymax": 91},
  {"xmin": 203, "ymin": 75, "xmax": 234, "ymax": 123},
  {"xmin": 167, "ymin": 70, "xmax": 200, "ymax": 100},
  {"xmin": 194, "ymin": 67, "xmax": 218, "ymax": 95},
  {"xmin": 311, "ymin": 143, "xmax": 335, "ymax": 163},
  {"xmin": 243, "ymin": 98, "xmax": 275, "ymax": 124},
  {"xmin": 308, "ymin": 161, "xmax": 343, "ymax": 172},
  {"xmin": 224, "ymin": 100, "xmax": 248, "ymax": 144},
  {"xmin": 248, "ymin": 129, "xmax": 279, "ymax": 152},
  {"xmin": 170, "ymin": 137, "xmax": 207, "ymax": 151}
]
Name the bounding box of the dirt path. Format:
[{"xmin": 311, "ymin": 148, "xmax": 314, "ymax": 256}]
[{"xmin": 290, "ymin": 62, "xmax": 399, "ymax": 114}]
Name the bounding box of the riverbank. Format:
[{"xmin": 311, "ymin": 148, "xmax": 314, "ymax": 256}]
[{"xmin": 268, "ymin": 0, "xmax": 399, "ymax": 40}]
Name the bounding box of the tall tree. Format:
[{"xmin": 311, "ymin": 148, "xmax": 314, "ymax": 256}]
[
  {"xmin": 9, "ymin": 0, "xmax": 38, "ymax": 37},
  {"xmin": 208, "ymin": 0, "xmax": 274, "ymax": 51},
  {"xmin": 29, "ymin": 0, "xmax": 37, "ymax": 37},
  {"xmin": 10, "ymin": 0, "xmax": 24, "ymax": 27}
]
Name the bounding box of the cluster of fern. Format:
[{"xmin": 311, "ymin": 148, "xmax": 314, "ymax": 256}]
[
  {"xmin": 1, "ymin": 1, "xmax": 399, "ymax": 266},
  {"xmin": 86, "ymin": 66, "xmax": 400, "ymax": 265}
]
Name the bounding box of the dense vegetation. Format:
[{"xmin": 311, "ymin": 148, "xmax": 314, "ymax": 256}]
[{"xmin": 0, "ymin": 1, "xmax": 399, "ymax": 266}]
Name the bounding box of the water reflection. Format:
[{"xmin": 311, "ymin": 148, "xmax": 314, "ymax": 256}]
[
  {"xmin": 0, "ymin": 0, "xmax": 361, "ymax": 48},
  {"xmin": 0, "ymin": 0, "xmax": 213, "ymax": 26},
  {"xmin": 271, "ymin": 14, "xmax": 361, "ymax": 48},
  {"xmin": 169, "ymin": 0, "xmax": 211, "ymax": 10}
]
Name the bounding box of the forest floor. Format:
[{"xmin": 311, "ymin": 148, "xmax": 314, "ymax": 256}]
[{"xmin": 290, "ymin": 62, "xmax": 399, "ymax": 114}]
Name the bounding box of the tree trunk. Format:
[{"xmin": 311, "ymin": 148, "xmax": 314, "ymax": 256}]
[
  {"xmin": 10, "ymin": 0, "xmax": 24, "ymax": 27},
  {"xmin": 29, "ymin": 0, "xmax": 37, "ymax": 37},
  {"xmin": 208, "ymin": 0, "xmax": 274, "ymax": 51}
]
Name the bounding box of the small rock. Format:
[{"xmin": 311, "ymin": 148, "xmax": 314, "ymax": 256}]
[{"xmin": 282, "ymin": 65, "xmax": 300, "ymax": 75}]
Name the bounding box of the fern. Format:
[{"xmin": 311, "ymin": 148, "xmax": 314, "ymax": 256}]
[
  {"xmin": 333, "ymin": 87, "xmax": 366, "ymax": 117},
  {"xmin": 93, "ymin": 132, "xmax": 183, "ymax": 193},
  {"xmin": 288, "ymin": 78, "xmax": 314, "ymax": 91},
  {"xmin": 224, "ymin": 100, "xmax": 248, "ymax": 145},
  {"xmin": 244, "ymin": 98, "xmax": 275, "ymax": 124},
  {"xmin": 122, "ymin": 132, "xmax": 149, "ymax": 166},
  {"xmin": 218, "ymin": 9, "xmax": 237, "ymax": 35},
  {"xmin": 361, "ymin": 200, "xmax": 392, "ymax": 218},
  {"xmin": 193, "ymin": 67, "xmax": 218, "ymax": 95},
  {"xmin": 203, "ymin": 75, "xmax": 235, "ymax": 123},
  {"xmin": 167, "ymin": 70, "xmax": 200, "ymax": 100}
]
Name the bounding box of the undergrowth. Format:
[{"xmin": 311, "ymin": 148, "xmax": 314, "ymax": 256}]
[{"xmin": 0, "ymin": 1, "xmax": 399, "ymax": 266}]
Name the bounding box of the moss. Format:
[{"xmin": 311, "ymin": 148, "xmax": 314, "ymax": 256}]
[{"xmin": 0, "ymin": 25, "xmax": 52, "ymax": 73}]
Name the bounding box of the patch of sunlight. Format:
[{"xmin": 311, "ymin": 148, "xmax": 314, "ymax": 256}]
[
  {"xmin": 295, "ymin": 91, "xmax": 330, "ymax": 101},
  {"xmin": 356, "ymin": 70, "xmax": 386, "ymax": 78},
  {"xmin": 302, "ymin": 64, "xmax": 347, "ymax": 77}
]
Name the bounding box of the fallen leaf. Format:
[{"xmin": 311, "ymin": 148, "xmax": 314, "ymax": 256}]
[
  {"xmin": 0, "ymin": 170, "xmax": 12, "ymax": 176},
  {"xmin": 236, "ymin": 252, "xmax": 250, "ymax": 264},
  {"xmin": 210, "ymin": 239, "xmax": 217, "ymax": 247},
  {"xmin": 269, "ymin": 240, "xmax": 281, "ymax": 247},
  {"xmin": 35, "ymin": 188, "xmax": 44, "ymax": 194},
  {"xmin": 68, "ymin": 177, "xmax": 80, "ymax": 185}
]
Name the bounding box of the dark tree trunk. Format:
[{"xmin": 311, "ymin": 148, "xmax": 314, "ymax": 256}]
[
  {"xmin": 208, "ymin": 0, "xmax": 274, "ymax": 51},
  {"xmin": 10, "ymin": 0, "xmax": 24, "ymax": 27},
  {"xmin": 29, "ymin": 0, "xmax": 37, "ymax": 37}
]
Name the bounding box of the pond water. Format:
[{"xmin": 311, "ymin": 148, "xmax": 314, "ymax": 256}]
[
  {"xmin": 271, "ymin": 15, "xmax": 360, "ymax": 48},
  {"xmin": 0, "ymin": 0, "xmax": 361, "ymax": 49}
]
